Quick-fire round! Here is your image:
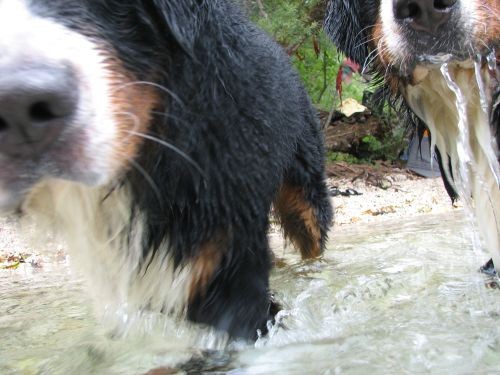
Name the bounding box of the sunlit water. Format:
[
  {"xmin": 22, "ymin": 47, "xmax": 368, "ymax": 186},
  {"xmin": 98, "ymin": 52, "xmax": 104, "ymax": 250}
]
[{"xmin": 1, "ymin": 212, "xmax": 500, "ymax": 374}]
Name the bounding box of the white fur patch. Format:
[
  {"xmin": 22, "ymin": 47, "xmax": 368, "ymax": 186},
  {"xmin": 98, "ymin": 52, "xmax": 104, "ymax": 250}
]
[
  {"xmin": 22, "ymin": 181, "xmax": 191, "ymax": 325},
  {"xmin": 0, "ymin": 0, "xmax": 117, "ymax": 186},
  {"xmin": 380, "ymin": 0, "xmax": 405, "ymax": 60},
  {"xmin": 458, "ymin": 1, "xmax": 478, "ymax": 34},
  {"xmin": 404, "ymin": 64, "xmax": 500, "ymax": 267}
]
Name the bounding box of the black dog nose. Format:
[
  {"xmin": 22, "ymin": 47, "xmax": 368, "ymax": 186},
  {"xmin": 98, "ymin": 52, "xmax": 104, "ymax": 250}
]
[
  {"xmin": 0, "ymin": 65, "xmax": 78, "ymax": 157},
  {"xmin": 393, "ymin": 0, "xmax": 457, "ymax": 34}
]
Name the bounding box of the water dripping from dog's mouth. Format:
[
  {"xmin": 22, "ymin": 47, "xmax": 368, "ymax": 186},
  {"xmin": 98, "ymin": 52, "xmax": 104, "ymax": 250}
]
[
  {"xmin": 412, "ymin": 51, "xmax": 498, "ymax": 85},
  {"xmin": 437, "ymin": 50, "xmax": 500, "ymax": 271}
]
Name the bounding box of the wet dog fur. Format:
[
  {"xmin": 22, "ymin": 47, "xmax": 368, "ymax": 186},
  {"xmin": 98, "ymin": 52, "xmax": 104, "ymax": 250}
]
[
  {"xmin": 0, "ymin": 0, "xmax": 333, "ymax": 339},
  {"xmin": 325, "ymin": 0, "xmax": 499, "ymax": 268}
]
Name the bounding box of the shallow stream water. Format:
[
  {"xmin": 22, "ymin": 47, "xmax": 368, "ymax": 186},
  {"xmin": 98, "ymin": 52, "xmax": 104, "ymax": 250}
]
[{"xmin": 1, "ymin": 211, "xmax": 500, "ymax": 374}]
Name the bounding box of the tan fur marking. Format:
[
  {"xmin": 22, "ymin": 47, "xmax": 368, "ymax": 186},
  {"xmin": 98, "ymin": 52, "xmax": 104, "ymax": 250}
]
[
  {"xmin": 476, "ymin": 0, "xmax": 499, "ymax": 48},
  {"xmin": 371, "ymin": 16, "xmax": 401, "ymax": 95},
  {"xmin": 105, "ymin": 57, "xmax": 160, "ymax": 175},
  {"xmin": 371, "ymin": 18, "xmax": 387, "ymax": 66},
  {"xmin": 188, "ymin": 235, "xmax": 226, "ymax": 302},
  {"xmin": 274, "ymin": 184, "xmax": 322, "ymax": 259}
]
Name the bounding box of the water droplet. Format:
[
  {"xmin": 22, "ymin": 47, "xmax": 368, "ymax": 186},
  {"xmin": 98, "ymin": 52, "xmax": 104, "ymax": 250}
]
[
  {"xmin": 440, "ymin": 63, "xmax": 473, "ymax": 187},
  {"xmin": 474, "ymin": 58, "xmax": 490, "ymax": 114},
  {"xmin": 487, "ymin": 50, "xmax": 496, "ymax": 72}
]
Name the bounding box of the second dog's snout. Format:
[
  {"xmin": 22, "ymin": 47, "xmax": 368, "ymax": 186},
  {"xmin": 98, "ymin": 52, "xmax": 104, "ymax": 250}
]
[
  {"xmin": 393, "ymin": 0, "xmax": 457, "ymax": 34},
  {"xmin": 0, "ymin": 65, "xmax": 78, "ymax": 157}
]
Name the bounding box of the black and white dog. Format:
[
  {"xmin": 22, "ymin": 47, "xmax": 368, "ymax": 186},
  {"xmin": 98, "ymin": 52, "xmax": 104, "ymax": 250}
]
[
  {"xmin": 0, "ymin": 0, "xmax": 333, "ymax": 339},
  {"xmin": 325, "ymin": 0, "xmax": 499, "ymax": 269}
]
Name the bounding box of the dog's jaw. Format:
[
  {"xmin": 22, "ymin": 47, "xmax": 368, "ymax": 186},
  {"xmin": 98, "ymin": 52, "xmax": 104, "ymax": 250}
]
[
  {"xmin": 22, "ymin": 179, "xmax": 193, "ymax": 325},
  {"xmin": 376, "ymin": 0, "xmax": 500, "ymax": 265},
  {"xmin": 378, "ymin": 0, "xmax": 484, "ymax": 78},
  {"xmin": 404, "ymin": 63, "xmax": 500, "ymax": 266}
]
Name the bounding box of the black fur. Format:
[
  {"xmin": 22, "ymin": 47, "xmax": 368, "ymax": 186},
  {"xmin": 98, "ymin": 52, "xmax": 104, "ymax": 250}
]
[
  {"xmin": 25, "ymin": 1, "xmax": 333, "ymax": 339},
  {"xmin": 324, "ymin": 0, "xmax": 378, "ymax": 66}
]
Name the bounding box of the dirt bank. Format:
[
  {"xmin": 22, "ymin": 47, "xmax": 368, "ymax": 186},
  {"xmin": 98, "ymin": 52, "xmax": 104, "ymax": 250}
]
[{"xmin": 328, "ymin": 170, "xmax": 458, "ymax": 226}]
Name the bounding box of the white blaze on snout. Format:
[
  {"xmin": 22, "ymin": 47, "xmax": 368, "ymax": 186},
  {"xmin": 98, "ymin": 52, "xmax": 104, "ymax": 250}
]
[
  {"xmin": 0, "ymin": 0, "xmax": 117, "ymax": 186},
  {"xmin": 379, "ymin": 0, "xmax": 479, "ymax": 62},
  {"xmin": 380, "ymin": 0, "xmax": 404, "ymax": 60}
]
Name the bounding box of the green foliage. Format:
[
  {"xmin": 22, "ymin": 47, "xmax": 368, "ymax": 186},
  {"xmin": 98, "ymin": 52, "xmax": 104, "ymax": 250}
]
[
  {"xmin": 361, "ymin": 102, "xmax": 409, "ymax": 162},
  {"xmin": 247, "ymin": 0, "xmax": 407, "ymax": 161},
  {"xmin": 291, "ymin": 33, "xmax": 365, "ymax": 110},
  {"xmin": 327, "ymin": 152, "xmax": 365, "ymax": 164},
  {"xmin": 247, "ymin": 0, "xmax": 367, "ymax": 111},
  {"xmin": 360, "ymin": 127, "xmax": 407, "ymax": 162},
  {"xmin": 251, "ymin": 1, "xmax": 320, "ymax": 47},
  {"xmin": 360, "ymin": 135, "xmax": 383, "ymax": 157}
]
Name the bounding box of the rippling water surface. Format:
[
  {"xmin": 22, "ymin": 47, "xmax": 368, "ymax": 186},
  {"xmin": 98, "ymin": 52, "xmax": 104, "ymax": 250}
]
[{"xmin": 1, "ymin": 212, "xmax": 499, "ymax": 374}]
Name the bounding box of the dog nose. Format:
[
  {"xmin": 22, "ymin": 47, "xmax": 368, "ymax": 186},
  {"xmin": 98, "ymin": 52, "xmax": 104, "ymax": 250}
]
[
  {"xmin": 0, "ymin": 65, "xmax": 78, "ymax": 157},
  {"xmin": 393, "ymin": 0, "xmax": 457, "ymax": 34}
]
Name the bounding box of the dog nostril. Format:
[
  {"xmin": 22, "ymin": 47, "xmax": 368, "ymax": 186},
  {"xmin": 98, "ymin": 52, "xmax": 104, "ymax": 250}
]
[
  {"xmin": 0, "ymin": 117, "xmax": 8, "ymax": 132},
  {"xmin": 396, "ymin": 2, "xmax": 421, "ymax": 20},
  {"xmin": 29, "ymin": 101, "xmax": 59, "ymax": 122},
  {"xmin": 0, "ymin": 65, "xmax": 79, "ymax": 157},
  {"xmin": 434, "ymin": 0, "xmax": 456, "ymax": 10},
  {"xmin": 394, "ymin": 0, "xmax": 455, "ymax": 33},
  {"xmin": 407, "ymin": 3, "xmax": 421, "ymax": 18}
]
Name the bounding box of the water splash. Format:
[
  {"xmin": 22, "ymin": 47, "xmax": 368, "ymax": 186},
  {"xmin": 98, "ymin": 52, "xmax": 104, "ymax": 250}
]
[
  {"xmin": 3, "ymin": 214, "xmax": 500, "ymax": 373},
  {"xmin": 440, "ymin": 64, "xmax": 474, "ymax": 201},
  {"xmin": 474, "ymin": 55, "xmax": 491, "ymax": 114},
  {"xmin": 487, "ymin": 49, "xmax": 497, "ymax": 72},
  {"xmin": 439, "ymin": 61, "xmax": 500, "ymax": 270}
]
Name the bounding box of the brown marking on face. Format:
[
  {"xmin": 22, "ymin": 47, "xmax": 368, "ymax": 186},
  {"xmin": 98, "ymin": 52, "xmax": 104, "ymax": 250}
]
[
  {"xmin": 274, "ymin": 184, "xmax": 322, "ymax": 259},
  {"xmin": 188, "ymin": 234, "xmax": 227, "ymax": 303},
  {"xmin": 370, "ymin": 15, "xmax": 401, "ymax": 95},
  {"xmin": 103, "ymin": 55, "xmax": 160, "ymax": 176},
  {"xmin": 371, "ymin": 17, "xmax": 388, "ymax": 68},
  {"xmin": 475, "ymin": 0, "xmax": 500, "ymax": 49}
]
